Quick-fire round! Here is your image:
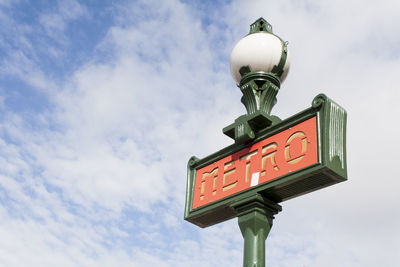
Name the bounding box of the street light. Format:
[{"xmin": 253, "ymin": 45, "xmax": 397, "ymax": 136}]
[
  {"xmin": 224, "ymin": 18, "xmax": 291, "ymax": 144},
  {"xmin": 185, "ymin": 17, "xmax": 347, "ymax": 267},
  {"xmin": 230, "ymin": 18, "xmax": 290, "ymax": 85}
]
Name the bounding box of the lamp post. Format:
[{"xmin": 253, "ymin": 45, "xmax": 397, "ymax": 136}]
[
  {"xmin": 184, "ymin": 17, "xmax": 347, "ymax": 267},
  {"xmin": 227, "ymin": 18, "xmax": 289, "ymax": 267}
]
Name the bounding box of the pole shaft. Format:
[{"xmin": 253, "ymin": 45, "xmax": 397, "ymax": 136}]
[
  {"xmin": 231, "ymin": 194, "xmax": 281, "ymax": 267},
  {"xmin": 239, "ymin": 210, "xmax": 271, "ymax": 267}
]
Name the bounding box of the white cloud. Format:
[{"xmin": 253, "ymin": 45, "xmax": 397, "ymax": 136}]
[
  {"xmin": 0, "ymin": 0, "xmax": 399, "ymax": 266},
  {"xmin": 0, "ymin": 1, "xmax": 244, "ymax": 266}
]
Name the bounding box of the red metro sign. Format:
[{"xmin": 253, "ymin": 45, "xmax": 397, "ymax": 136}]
[
  {"xmin": 192, "ymin": 117, "xmax": 317, "ymax": 209},
  {"xmin": 185, "ymin": 94, "xmax": 347, "ymax": 228}
]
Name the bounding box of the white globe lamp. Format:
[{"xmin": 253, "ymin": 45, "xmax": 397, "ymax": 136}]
[{"xmin": 230, "ymin": 18, "xmax": 290, "ymax": 87}]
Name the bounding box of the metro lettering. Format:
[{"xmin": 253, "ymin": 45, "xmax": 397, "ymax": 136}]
[{"xmin": 192, "ymin": 117, "xmax": 318, "ymax": 209}]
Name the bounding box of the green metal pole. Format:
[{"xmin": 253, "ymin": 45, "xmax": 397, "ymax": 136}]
[{"xmin": 231, "ymin": 194, "xmax": 281, "ymax": 267}]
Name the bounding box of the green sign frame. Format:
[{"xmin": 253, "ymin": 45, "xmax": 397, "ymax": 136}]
[{"xmin": 185, "ymin": 94, "xmax": 347, "ymax": 228}]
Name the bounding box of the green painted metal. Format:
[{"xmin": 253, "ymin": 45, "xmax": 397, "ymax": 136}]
[
  {"xmin": 185, "ymin": 94, "xmax": 347, "ymax": 228},
  {"xmin": 249, "ymin": 18, "xmax": 273, "ymax": 34},
  {"xmin": 223, "ymin": 73, "xmax": 282, "ymax": 144},
  {"xmin": 231, "ymin": 194, "xmax": 281, "ymax": 267},
  {"xmin": 270, "ymin": 40, "xmax": 288, "ymax": 78}
]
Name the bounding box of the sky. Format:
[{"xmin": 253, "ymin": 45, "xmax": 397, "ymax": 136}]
[{"xmin": 0, "ymin": 0, "xmax": 399, "ymax": 266}]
